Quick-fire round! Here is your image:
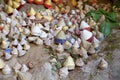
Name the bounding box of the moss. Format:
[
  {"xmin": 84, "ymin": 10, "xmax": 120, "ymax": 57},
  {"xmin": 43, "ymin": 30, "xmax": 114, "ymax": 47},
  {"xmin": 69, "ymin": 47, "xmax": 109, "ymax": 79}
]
[
  {"xmin": 104, "ymin": 43, "xmax": 120, "ymax": 51},
  {"xmin": 104, "ymin": 32, "xmax": 120, "ymax": 51},
  {"xmin": 89, "ymin": 74, "xmax": 94, "ymax": 80},
  {"xmin": 89, "ymin": 70, "xmax": 98, "ymax": 80},
  {"xmin": 44, "ymin": 47, "xmax": 57, "ymax": 59},
  {"xmin": 104, "ymin": 41, "xmax": 120, "ymax": 51},
  {"xmin": 105, "ymin": 52, "xmax": 113, "ymax": 62}
]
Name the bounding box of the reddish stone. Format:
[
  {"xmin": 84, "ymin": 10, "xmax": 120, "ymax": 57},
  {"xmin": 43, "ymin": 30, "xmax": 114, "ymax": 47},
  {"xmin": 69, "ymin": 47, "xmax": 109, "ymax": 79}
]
[
  {"xmin": 87, "ymin": 35, "xmax": 94, "ymax": 42},
  {"xmin": 75, "ymin": 30, "xmax": 81, "ymax": 36}
]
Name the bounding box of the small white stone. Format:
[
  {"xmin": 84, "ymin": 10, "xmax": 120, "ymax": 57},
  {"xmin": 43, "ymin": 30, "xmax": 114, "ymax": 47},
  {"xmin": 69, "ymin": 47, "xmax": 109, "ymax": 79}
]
[
  {"xmin": 1, "ymin": 40, "xmax": 10, "ymax": 49},
  {"xmin": 17, "ymin": 44, "xmax": 23, "ymax": 50},
  {"xmin": 67, "ymin": 21, "xmax": 72, "ymax": 26},
  {"xmin": 16, "ymin": 15, "xmax": 22, "ymax": 20},
  {"xmin": 71, "ymin": 10, "xmax": 76, "ymax": 15},
  {"xmin": 31, "ymin": 24, "xmax": 42, "ymax": 36},
  {"xmin": 21, "ymin": 0, "xmax": 26, "ymax": 5},
  {"xmin": 23, "ymin": 43, "xmax": 30, "ymax": 50},
  {"xmin": 11, "ymin": 20, "xmax": 18, "ymax": 27},
  {"xmin": 20, "ymin": 38, "xmax": 27, "ymax": 45},
  {"xmin": 82, "ymin": 40, "xmax": 91, "ymax": 50},
  {"xmin": 23, "ymin": 28, "xmax": 30, "ymax": 36},
  {"xmin": 47, "ymin": 33, "xmax": 54, "ymax": 39},
  {"xmin": 44, "ymin": 22, "xmax": 50, "ymax": 28},
  {"xmin": 22, "ymin": 20, "xmax": 27, "ymax": 26},
  {"xmin": 2, "ymin": 25, "xmax": 10, "ymax": 35},
  {"xmin": 75, "ymin": 58, "xmax": 84, "ymax": 67},
  {"xmin": 80, "ymin": 30, "xmax": 93, "ymax": 41},
  {"xmin": 4, "ymin": 53, "xmax": 12, "ymax": 60},
  {"xmin": 63, "ymin": 14, "xmax": 69, "ymax": 19},
  {"xmin": 99, "ymin": 58, "xmax": 108, "ymax": 69},
  {"xmin": 2, "ymin": 65, "xmax": 12, "ymax": 75},
  {"xmin": 21, "ymin": 64, "xmax": 29, "ymax": 72},
  {"xmin": 12, "ymin": 39, "xmax": 19, "ymax": 46},
  {"xmin": 73, "ymin": 41, "xmax": 80, "ymax": 49},
  {"xmin": 77, "ymin": 38, "xmax": 81, "ymax": 45},
  {"xmin": 57, "ymin": 19, "xmax": 66, "ymax": 27},
  {"xmin": 28, "ymin": 37, "xmax": 37, "ymax": 42},
  {"xmin": 51, "ymin": 19, "xmax": 58, "ymax": 25},
  {"xmin": 13, "ymin": 62, "xmax": 22, "ymax": 70},
  {"xmin": 6, "ymin": 18, "xmax": 12, "ymax": 24},
  {"xmin": 37, "ymin": 23, "xmax": 44, "ymax": 29},
  {"xmin": 96, "ymin": 31, "xmax": 104, "ymax": 41},
  {"xmin": 39, "ymin": 30, "xmax": 47, "ymax": 39},
  {"xmin": 13, "ymin": 9, "xmax": 19, "ymax": 16},
  {"xmin": 11, "ymin": 47, "xmax": 18, "ymax": 55},
  {"xmin": 56, "ymin": 44, "xmax": 64, "ymax": 53},
  {"xmin": 49, "ymin": 58, "xmax": 57, "ymax": 63},
  {"xmin": 18, "ymin": 50, "xmax": 26, "ymax": 57},
  {"xmin": 59, "ymin": 67, "xmax": 69, "ymax": 79},
  {"xmin": 44, "ymin": 38, "xmax": 51, "ymax": 46},
  {"xmin": 63, "ymin": 56, "xmax": 75, "ymax": 70},
  {"xmin": 93, "ymin": 37, "xmax": 100, "ymax": 49},
  {"xmin": 22, "ymin": 12, "xmax": 27, "ymax": 18},
  {"xmin": 27, "ymin": 19, "xmax": 32, "ymax": 25},
  {"xmin": 80, "ymin": 12, "xmax": 85, "ymax": 19},
  {"xmin": 29, "ymin": 15, "xmax": 35, "ymax": 19},
  {"xmin": 64, "ymin": 41, "xmax": 72, "ymax": 50},
  {"xmin": 34, "ymin": 37, "xmax": 43, "ymax": 45},
  {"xmin": 40, "ymin": 11, "xmax": 47, "ymax": 16},
  {"xmin": 80, "ymin": 47, "xmax": 88, "ymax": 59},
  {"xmin": 0, "ymin": 12, "xmax": 7, "ymax": 21}
]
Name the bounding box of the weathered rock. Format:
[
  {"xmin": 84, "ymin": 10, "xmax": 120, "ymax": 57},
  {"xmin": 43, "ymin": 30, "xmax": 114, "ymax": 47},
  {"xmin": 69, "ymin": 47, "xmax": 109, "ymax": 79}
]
[
  {"xmin": 63, "ymin": 56, "xmax": 75, "ymax": 70},
  {"xmin": 33, "ymin": 62, "xmax": 58, "ymax": 80},
  {"xmin": 75, "ymin": 58, "xmax": 84, "ymax": 67},
  {"xmin": 98, "ymin": 58, "xmax": 108, "ymax": 70},
  {"xmin": 0, "ymin": 75, "xmax": 17, "ymax": 80},
  {"xmin": 17, "ymin": 71, "xmax": 33, "ymax": 80},
  {"xmin": 59, "ymin": 67, "xmax": 69, "ymax": 79}
]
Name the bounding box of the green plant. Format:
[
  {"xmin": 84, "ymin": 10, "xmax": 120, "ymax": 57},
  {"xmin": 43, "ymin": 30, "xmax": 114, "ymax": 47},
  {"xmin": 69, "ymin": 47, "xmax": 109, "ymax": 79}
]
[
  {"xmin": 113, "ymin": 0, "xmax": 120, "ymax": 8},
  {"xmin": 86, "ymin": 9, "xmax": 119, "ymax": 37}
]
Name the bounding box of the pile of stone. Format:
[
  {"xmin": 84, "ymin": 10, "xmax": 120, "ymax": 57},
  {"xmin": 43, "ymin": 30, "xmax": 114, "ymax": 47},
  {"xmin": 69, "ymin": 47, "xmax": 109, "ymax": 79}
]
[{"xmin": 0, "ymin": 0, "xmax": 108, "ymax": 79}]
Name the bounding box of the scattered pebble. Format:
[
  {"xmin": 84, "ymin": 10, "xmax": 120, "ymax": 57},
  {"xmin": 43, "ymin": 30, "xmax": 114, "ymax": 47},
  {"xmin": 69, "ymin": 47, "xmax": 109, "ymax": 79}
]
[
  {"xmin": 2, "ymin": 65, "xmax": 12, "ymax": 75},
  {"xmin": 98, "ymin": 58, "xmax": 108, "ymax": 70},
  {"xmin": 63, "ymin": 56, "xmax": 75, "ymax": 70},
  {"xmin": 75, "ymin": 58, "xmax": 85, "ymax": 67},
  {"xmin": 59, "ymin": 67, "xmax": 69, "ymax": 79},
  {"xmin": 27, "ymin": 62, "xmax": 34, "ymax": 69}
]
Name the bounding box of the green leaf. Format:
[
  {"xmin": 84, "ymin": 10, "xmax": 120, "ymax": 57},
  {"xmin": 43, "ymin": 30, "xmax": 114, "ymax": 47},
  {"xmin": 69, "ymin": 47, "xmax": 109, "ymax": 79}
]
[
  {"xmin": 86, "ymin": 9, "xmax": 119, "ymax": 37},
  {"xmin": 106, "ymin": 12, "xmax": 117, "ymax": 22},
  {"xmin": 86, "ymin": 9, "xmax": 106, "ymax": 22},
  {"xmin": 100, "ymin": 21, "xmax": 118, "ymax": 37},
  {"xmin": 91, "ymin": 13, "xmax": 101, "ymax": 22},
  {"xmin": 100, "ymin": 21, "xmax": 111, "ymax": 37},
  {"xmin": 85, "ymin": 10, "xmax": 94, "ymax": 16},
  {"xmin": 55, "ymin": 62, "xmax": 62, "ymax": 69},
  {"xmin": 107, "ymin": 22, "xmax": 118, "ymax": 29},
  {"xmin": 114, "ymin": 0, "xmax": 120, "ymax": 8},
  {"xmin": 99, "ymin": 9, "xmax": 106, "ymax": 14}
]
